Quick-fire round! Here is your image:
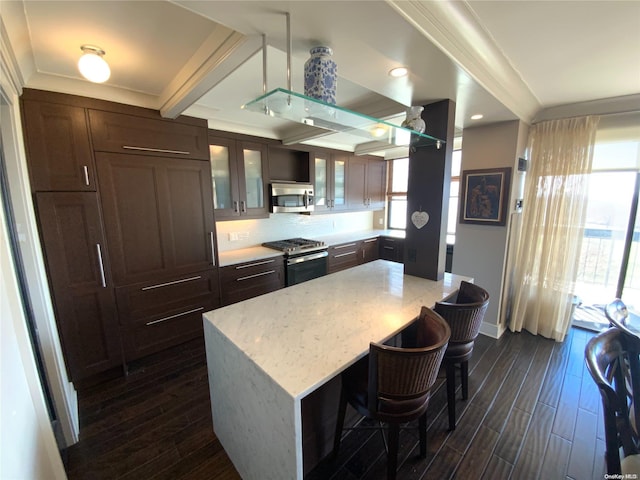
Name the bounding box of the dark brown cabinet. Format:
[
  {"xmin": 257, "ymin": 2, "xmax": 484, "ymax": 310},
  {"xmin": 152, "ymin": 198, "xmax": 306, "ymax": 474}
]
[
  {"xmin": 209, "ymin": 135, "xmax": 269, "ymax": 220},
  {"xmin": 328, "ymin": 241, "xmax": 360, "ymax": 273},
  {"xmin": 34, "ymin": 192, "xmax": 121, "ymax": 381},
  {"xmin": 95, "ymin": 152, "xmax": 216, "ymax": 286},
  {"xmin": 359, "ymin": 237, "xmax": 379, "ymax": 264},
  {"xmin": 379, "ymin": 236, "xmax": 404, "ymax": 263},
  {"xmin": 347, "ymin": 156, "xmax": 386, "ymax": 210},
  {"xmin": 21, "ymin": 101, "xmax": 96, "ymax": 191},
  {"xmin": 115, "ymin": 270, "xmax": 219, "ymax": 359},
  {"xmin": 88, "ymin": 109, "xmax": 209, "ymax": 160},
  {"xmin": 220, "ymin": 257, "xmax": 285, "ymax": 306}
]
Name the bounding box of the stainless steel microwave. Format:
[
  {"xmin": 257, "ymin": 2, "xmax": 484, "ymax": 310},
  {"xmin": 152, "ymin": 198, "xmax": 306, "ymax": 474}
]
[{"xmin": 270, "ymin": 182, "xmax": 315, "ymax": 213}]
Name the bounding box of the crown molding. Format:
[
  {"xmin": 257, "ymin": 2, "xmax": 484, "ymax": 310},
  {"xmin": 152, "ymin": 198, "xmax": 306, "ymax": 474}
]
[{"xmin": 386, "ymin": 0, "xmax": 540, "ymax": 124}]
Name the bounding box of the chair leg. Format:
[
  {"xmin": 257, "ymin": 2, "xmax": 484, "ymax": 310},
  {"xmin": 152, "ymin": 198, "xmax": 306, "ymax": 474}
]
[
  {"xmin": 461, "ymin": 360, "xmax": 469, "ymax": 400},
  {"xmin": 419, "ymin": 412, "xmax": 427, "ymax": 458},
  {"xmin": 387, "ymin": 423, "xmax": 399, "ymax": 480},
  {"xmin": 332, "ymin": 386, "xmax": 348, "ymax": 459},
  {"xmin": 446, "ymin": 362, "xmax": 457, "ymax": 430}
]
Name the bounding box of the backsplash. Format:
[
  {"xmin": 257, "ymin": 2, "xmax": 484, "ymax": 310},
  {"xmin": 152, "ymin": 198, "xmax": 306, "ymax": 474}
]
[{"xmin": 216, "ymin": 211, "xmax": 376, "ymax": 252}]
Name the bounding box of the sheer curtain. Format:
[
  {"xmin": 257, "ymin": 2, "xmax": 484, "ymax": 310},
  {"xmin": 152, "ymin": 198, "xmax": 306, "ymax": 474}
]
[{"xmin": 509, "ymin": 116, "xmax": 599, "ymax": 342}]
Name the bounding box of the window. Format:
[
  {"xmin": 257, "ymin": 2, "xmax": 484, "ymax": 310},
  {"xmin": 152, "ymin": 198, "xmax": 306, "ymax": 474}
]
[{"xmin": 386, "ymin": 150, "xmax": 462, "ymax": 244}]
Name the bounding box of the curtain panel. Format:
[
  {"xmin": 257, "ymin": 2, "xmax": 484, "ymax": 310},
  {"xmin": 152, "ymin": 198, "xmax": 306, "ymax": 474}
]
[{"xmin": 509, "ymin": 116, "xmax": 599, "ymax": 342}]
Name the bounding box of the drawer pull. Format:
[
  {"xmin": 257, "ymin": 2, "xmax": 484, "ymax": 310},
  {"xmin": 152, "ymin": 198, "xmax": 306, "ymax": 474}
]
[
  {"xmin": 334, "ymin": 243, "xmax": 357, "ymax": 249},
  {"xmin": 364, "ymin": 238, "xmax": 377, "ymax": 243},
  {"xmin": 384, "ymin": 246, "xmax": 395, "ymax": 250},
  {"xmin": 122, "ymin": 145, "xmax": 191, "ymax": 155},
  {"xmin": 237, "ymin": 270, "xmax": 276, "ymax": 281},
  {"xmin": 141, "ymin": 275, "xmax": 202, "ymax": 291},
  {"xmin": 145, "ymin": 307, "xmax": 204, "ymax": 326},
  {"xmin": 235, "ymin": 259, "xmax": 275, "ymax": 270},
  {"xmin": 334, "ymin": 251, "xmax": 357, "ymax": 258}
]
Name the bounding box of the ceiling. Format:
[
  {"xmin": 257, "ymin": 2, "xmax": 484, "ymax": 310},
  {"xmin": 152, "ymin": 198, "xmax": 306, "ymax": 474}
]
[{"xmin": 3, "ymin": 0, "xmax": 639, "ymax": 155}]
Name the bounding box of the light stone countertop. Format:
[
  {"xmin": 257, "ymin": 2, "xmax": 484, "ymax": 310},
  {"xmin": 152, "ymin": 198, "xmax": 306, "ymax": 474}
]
[
  {"xmin": 217, "ymin": 229, "xmax": 406, "ymax": 266},
  {"xmin": 203, "ymin": 260, "xmax": 470, "ymax": 400}
]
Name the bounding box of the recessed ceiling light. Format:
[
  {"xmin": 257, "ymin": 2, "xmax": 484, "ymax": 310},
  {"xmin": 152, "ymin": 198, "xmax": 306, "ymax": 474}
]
[
  {"xmin": 470, "ymin": 114, "xmax": 484, "ymax": 120},
  {"xmin": 389, "ymin": 67, "xmax": 408, "ymax": 78},
  {"xmin": 78, "ymin": 45, "xmax": 110, "ymax": 83}
]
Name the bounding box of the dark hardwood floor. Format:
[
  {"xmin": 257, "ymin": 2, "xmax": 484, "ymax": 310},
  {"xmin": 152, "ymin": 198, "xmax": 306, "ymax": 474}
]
[{"xmin": 63, "ymin": 326, "xmax": 606, "ymax": 480}]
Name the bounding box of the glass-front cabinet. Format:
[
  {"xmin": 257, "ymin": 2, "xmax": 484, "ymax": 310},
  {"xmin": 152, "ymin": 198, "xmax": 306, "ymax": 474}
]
[
  {"xmin": 209, "ymin": 135, "xmax": 268, "ymax": 219},
  {"xmin": 314, "ymin": 152, "xmax": 348, "ymax": 212}
]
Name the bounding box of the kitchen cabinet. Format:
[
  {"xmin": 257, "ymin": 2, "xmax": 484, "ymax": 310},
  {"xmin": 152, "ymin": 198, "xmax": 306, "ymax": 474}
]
[
  {"xmin": 34, "ymin": 192, "xmax": 122, "ymax": 381},
  {"xmin": 328, "ymin": 241, "xmax": 360, "ymax": 273},
  {"xmin": 88, "ymin": 109, "xmax": 209, "ymax": 160},
  {"xmin": 347, "ymin": 156, "xmax": 386, "ymax": 210},
  {"xmin": 359, "ymin": 237, "xmax": 379, "ymax": 264},
  {"xmin": 115, "ymin": 270, "xmax": 219, "ymax": 360},
  {"xmin": 313, "ymin": 152, "xmax": 348, "ymax": 212},
  {"xmin": 220, "ymin": 257, "xmax": 285, "ymax": 306},
  {"xmin": 21, "ymin": 100, "xmax": 96, "ymax": 191},
  {"xmin": 379, "ymin": 236, "xmax": 404, "ymax": 263},
  {"xmin": 209, "ymin": 135, "xmax": 269, "ymax": 219},
  {"xmin": 95, "ymin": 152, "xmax": 217, "ymax": 286}
]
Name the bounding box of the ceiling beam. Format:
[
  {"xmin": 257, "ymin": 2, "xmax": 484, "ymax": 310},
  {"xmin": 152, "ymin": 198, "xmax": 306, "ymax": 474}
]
[{"xmin": 159, "ymin": 27, "xmax": 262, "ymax": 118}]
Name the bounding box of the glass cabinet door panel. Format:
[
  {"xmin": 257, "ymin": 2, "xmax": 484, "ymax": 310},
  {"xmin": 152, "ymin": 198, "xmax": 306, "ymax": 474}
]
[
  {"xmin": 334, "ymin": 159, "xmax": 346, "ymax": 206},
  {"xmin": 243, "ymin": 148, "xmax": 263, "ymax": 209},
  {"xmin": 209, "ymin": 144, "xmax": 232, "ymax": 209},
  {"xmin": 315, "ymin": 157, "xmax": 327, "ymax": 206}
]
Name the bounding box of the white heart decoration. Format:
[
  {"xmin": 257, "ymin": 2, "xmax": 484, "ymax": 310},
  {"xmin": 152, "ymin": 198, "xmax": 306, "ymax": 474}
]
[{"xmin": 411, "ymin": 211, "xmax": 429, "ymax": 229}]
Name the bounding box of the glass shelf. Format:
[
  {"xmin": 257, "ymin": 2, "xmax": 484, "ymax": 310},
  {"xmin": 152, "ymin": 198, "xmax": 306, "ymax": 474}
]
[{"xmin": 242, "ymin": 88, "xmax": 445, "ymax": 150}]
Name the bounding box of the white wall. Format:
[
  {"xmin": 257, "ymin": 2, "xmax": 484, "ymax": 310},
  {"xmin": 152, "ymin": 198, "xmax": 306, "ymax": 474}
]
[
  {"xmin": 216, "ymin": 210, "xmax": 375, "ymax": 252},
  {"xmin": 452, "ymin": 120, "xmax": 528, "ymax": 338},
  {"xmin": 0, "ymin": 174, "xmax": 67, "ymax": 480}
]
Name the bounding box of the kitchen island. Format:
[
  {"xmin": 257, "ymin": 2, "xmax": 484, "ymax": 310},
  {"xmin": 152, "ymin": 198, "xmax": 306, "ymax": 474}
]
[{"xmin": 202, "ymin": 260, "xmax": 471, "ymax": 479}]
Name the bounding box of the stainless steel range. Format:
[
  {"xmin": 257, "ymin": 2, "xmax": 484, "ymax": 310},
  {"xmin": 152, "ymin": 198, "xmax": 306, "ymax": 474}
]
[{"xmin": 262, "ymin": 238, "xmax": 328, "ymax": 286}]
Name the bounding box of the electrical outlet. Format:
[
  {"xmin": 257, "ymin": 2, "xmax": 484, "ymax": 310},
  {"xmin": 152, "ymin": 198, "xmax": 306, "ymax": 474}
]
[{"xmin": 228, "ymin": 232, "xmax": 239, "ymax": 241}]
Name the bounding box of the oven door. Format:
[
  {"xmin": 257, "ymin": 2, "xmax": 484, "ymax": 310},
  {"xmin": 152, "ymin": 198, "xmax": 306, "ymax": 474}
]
[{"xmin": 286, "ymin": 251, "xmax": 328, "ymax": 286}]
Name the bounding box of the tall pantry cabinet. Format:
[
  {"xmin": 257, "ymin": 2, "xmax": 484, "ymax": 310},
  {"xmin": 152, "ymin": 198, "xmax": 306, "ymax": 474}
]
[{"xmin": 21, "ymin": 89, "xmax": 220, "ymax": 382}]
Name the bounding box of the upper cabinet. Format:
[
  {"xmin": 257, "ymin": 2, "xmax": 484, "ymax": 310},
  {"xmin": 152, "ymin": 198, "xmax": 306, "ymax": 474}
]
[
  {"xmin": 347, "ymin": 156, "xmax": 386, "ymax": 210},
  {"xmin": 314, "ymin": 152, "xmax": 348, "ymax": 212},
  {"xmin": 88, "ymin": 110, "xmax": 209, "ymax": 160},
  {"xmin": 21, "ymin": 100, "xmax": 96, "ymax": 191},
  {"xmin": 208, "ymin": 134, "xmax": 269, "ymax": 220}
]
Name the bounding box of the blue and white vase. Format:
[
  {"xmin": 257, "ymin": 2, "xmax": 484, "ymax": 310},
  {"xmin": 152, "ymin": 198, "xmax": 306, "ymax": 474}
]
[{"xmin": 304, "ymin": 46, "xmax": 337, "ymax": 104}]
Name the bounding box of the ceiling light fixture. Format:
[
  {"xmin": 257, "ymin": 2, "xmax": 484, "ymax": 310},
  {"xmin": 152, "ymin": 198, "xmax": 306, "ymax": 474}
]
[
  {"xmin": 78, "ymin": 45, "xmax": 110, "ymax": 83},
  {"xmin": 389, "ymin": 67, "xmax": 408, "ymax": 78},
  {"xmin": 470, "ymin": 114, "xmax": 484, "ymax": 120}
]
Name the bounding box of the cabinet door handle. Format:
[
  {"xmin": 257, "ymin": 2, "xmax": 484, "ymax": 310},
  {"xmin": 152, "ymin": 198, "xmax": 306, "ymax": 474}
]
[
  {"xmin": 122, "ymin": 145, "xmax": 190, "ymax": 155},
  {"xmin": 145, "ymin": 307, "xmax": 204, "ymax": 326},
  {"xmin": 96, "ymin": 244, "xmax": 107, "ymax": 288},
  {"xmin": 384, "ymin": 246, "xmax": 395, "ymax": 250},
  {"xmin": 240, "ymin": 200, "xmax": 247, "ymax": 213},
  {"xmin": 334, "ymin": 243, "xmax": 357, "ymax": 249},
  {"xmin": 83, "ymin": 165, "xmax": 90, "ymax": 186},
  {"xmin": 235, "ymin": 259, "xmax": 275, "ymax": 269},
  {"xmin": 233, "ymin": 200, "xmax": 239, "ymax": 213},
  {"xmin": 141, "ymin": 275, "xmax": 202, "ymax": 291},
  {"xmin": 210, "ymin": 232, "xmax": 216, "ymax": 266},
  {"xmin": 334, "ymin": 251, "xmax": 356, "ymax": 258},
  {"xmin": 237, "ymin": 270, "xmax": 276, "ymax": 281}
]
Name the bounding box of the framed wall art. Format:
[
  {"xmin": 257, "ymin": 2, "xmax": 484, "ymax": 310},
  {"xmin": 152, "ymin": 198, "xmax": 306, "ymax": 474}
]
[{"xmin": 459, "ymin": 167, "xmax": 511, "ymax": 226}]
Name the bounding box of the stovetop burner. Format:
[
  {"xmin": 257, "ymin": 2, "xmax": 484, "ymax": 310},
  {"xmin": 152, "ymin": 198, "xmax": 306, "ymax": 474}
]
[{"xmin": 262, "ymin": 237, "xmax": 326, "ymax": 254}]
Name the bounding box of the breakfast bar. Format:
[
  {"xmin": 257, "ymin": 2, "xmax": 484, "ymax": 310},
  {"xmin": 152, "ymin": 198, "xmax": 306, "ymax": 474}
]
[{"xmin": 202, "ymin": 260, "xmax": 471, "ymax": 479}]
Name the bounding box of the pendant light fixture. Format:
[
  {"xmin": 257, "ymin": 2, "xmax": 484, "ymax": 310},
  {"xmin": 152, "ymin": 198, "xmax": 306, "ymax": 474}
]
[{"xmin": 78, "ymin": 45, "xmax": 110, "ymax": 83}]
